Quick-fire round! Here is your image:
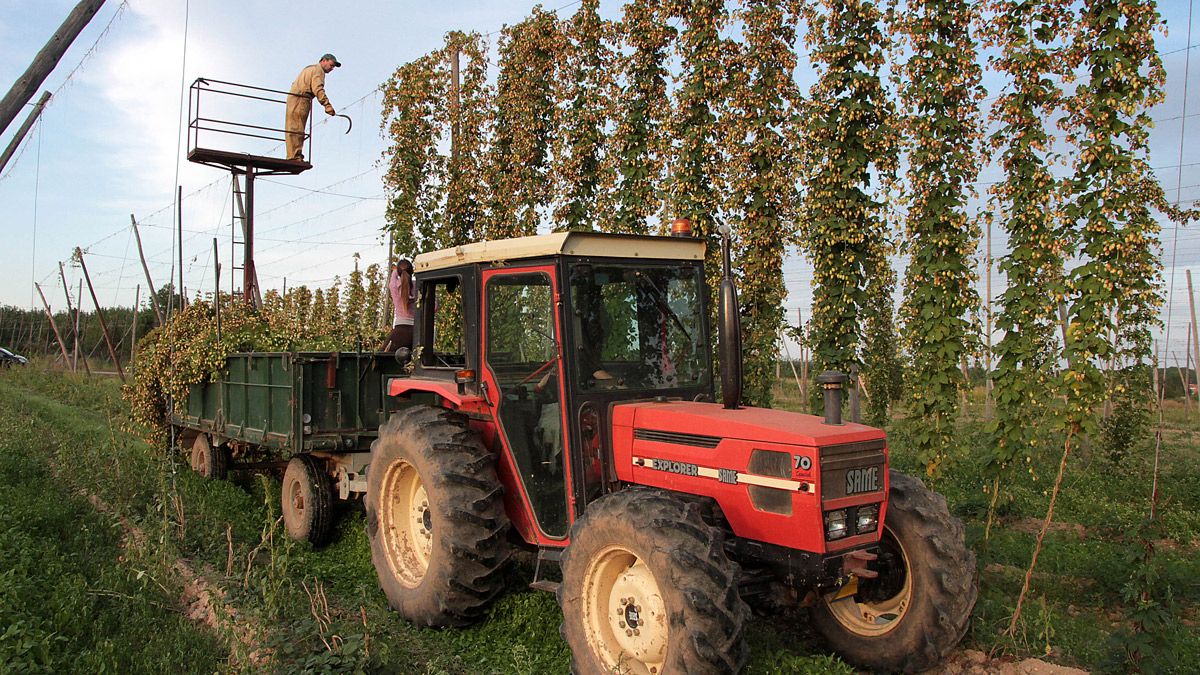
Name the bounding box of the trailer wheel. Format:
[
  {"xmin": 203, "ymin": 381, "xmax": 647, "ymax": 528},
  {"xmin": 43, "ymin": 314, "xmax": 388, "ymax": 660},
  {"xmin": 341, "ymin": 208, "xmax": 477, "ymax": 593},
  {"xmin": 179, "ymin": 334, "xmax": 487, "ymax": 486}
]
[
  {"xmin": 811, "ymin": 472, "xmax": 976, "ymax": 673},
  {"xmin": 558, "ymin": 490, "xmax": 749, "ymax": 675},
  {"xmin": 282, "ymin": 455, "xmax": 334, "ymax": 546},
  {"xmin": 366, "ymin": 405, "xmax": 510, "ymax": 627},
  {"xmin": 190, "ymin": 434, "xmax": 228, "ymax": 479}
]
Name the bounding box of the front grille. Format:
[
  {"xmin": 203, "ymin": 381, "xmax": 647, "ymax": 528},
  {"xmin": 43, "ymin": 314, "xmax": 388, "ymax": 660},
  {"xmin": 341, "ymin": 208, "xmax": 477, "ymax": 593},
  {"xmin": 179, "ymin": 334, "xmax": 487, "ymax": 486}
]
[
  {"xmin": 633, "ymin": 428, "xmax": 721, "ymax": 449},
  {"xmin": 820, "ymin": 439, "xmax": 886, "ymax": 500}
]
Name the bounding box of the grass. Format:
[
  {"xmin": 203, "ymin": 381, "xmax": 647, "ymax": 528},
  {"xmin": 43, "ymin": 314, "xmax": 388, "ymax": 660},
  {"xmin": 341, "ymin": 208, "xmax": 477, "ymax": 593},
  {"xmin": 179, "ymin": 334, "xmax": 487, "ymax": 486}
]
[
  {"xmin": 4, "ymin": 365, "xmax": 1197, "ymax": 672},
  {"xmin": 0, "ymin": 373, "xmax": 226, "ymax": 673}
]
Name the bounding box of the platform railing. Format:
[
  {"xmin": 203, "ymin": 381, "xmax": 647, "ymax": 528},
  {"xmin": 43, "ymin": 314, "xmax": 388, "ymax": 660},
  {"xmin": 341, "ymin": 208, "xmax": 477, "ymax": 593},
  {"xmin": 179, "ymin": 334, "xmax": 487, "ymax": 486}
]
[{"xmin": 187, "ymin": 77, "xmax": 313, "ymax": 169}]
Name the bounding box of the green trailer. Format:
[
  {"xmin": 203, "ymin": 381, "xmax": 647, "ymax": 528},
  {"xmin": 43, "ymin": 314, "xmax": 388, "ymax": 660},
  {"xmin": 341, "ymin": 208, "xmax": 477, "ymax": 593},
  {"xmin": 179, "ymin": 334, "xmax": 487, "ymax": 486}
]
[{"xmin": 171, "ymin": 351, "xmax": 414, "ymax": 544}]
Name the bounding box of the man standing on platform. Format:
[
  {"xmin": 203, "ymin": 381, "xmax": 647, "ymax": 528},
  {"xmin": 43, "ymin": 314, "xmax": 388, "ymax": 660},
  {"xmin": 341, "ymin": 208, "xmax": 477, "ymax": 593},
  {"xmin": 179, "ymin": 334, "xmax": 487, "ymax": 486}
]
[{"xmin": 285, "ymin": 53, "xmax": 340, "ymax": 162}]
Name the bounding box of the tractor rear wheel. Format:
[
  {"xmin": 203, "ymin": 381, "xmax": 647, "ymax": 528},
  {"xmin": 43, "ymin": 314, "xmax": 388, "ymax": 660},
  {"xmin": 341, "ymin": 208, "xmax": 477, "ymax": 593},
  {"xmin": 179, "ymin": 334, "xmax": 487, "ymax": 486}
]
[
  {"xmin": 366, "ymin": 405, "xmax": 510, "ymax": 627},
  {"xmin": 558, "ymin": 490, "xmax": 749, "ymax": 675},
  {"xmin": 811, "ymin": 472, "xmax": 976, "ymax": 673},
  {"xmin": 282, "ymin": 454, "xmax": 334, "ymax": 546},
  {"xmin": 190, "ymin": 434, "xmax": 228, "ymax": 479}
]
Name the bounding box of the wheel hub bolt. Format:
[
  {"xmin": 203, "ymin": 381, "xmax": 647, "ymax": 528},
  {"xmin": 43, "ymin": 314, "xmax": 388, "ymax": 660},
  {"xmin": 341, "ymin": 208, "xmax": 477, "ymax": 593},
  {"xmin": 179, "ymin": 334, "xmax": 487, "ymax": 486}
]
[{"xmin": 625, "ymin": 629, "xmax": 633, "ymax": 637}]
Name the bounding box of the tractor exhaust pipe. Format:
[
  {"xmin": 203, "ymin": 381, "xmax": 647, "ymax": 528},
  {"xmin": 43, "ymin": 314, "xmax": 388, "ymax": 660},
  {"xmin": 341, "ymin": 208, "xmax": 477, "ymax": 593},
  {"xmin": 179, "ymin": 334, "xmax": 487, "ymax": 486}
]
[
  {"xmin": 816, "ymin": 370, "xmax": 848, "ymax": 425},
  {"xmin": 716, "ymin": 224, "xmax": 743, "ymax": 410}
]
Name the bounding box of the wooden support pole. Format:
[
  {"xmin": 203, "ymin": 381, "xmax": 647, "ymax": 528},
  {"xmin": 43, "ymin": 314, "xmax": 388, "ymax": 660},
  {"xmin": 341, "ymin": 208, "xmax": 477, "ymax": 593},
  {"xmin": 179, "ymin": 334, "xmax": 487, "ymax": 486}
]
[
  {"xmin": 779, "ymin": 329, "xmax": 804, "ymax": 399},
  {"xmin": 798, "ymin": 308, "xmax": 808, "ymax": 403},
  {"xmin": 450, "ymin": 46, "xmax": 461, "ymax": 165},
  {"xmin": 34, "ymin": 282, "xmax": 69, "ymax": 366},
  {"xmin": 75, "ymin": 279, "xmax": 90, "ymax": 375},
  {"xmin": 0, "ymin": 90, "xmax": 51, "ymax": 175},
  {"xmin": 75, "ymin": 247, "xmax": 124, "ymax": 381},
  {"xmin": 58, "ymin": 262, "xmax": 77, "ymax": 371},
  {"xmin": 383, "ymin": 231, "xmax": 393, "ymax": 330},
  {"xmin": 177, "ymin": 185, "xmax": 185, "ymax": 312},
  {"xmin": 1185, "ymin": 327, "xmax": 1194, "ymax": 418},
  {"xmin": 131, "ymin": 214, "xmax": 164, "ymax": 325},
  {"xmin": 131, "ymin": 284, "xmax": 139, "ymax": 365},
  {"xmin": 0, "ymin": 0, "xmax": 105, "ymax": 137},
  {"xmin": 213, "ymin": 237, "xmax": 221, "ymax": 340},
  {"xmin": 850, "ymin": 363, "xmax": 861, "ymax": 423},
  {"xmin": 984, "ymin": 216, "xmax": 994, "ymax": 420},
  {"xmin": 1187, "ymin": 271, "xmax": 1200, "ymax": 407},
  {"xmin": 1175, "ymin": 348, "xmax": 1191, "ymax": 416}
]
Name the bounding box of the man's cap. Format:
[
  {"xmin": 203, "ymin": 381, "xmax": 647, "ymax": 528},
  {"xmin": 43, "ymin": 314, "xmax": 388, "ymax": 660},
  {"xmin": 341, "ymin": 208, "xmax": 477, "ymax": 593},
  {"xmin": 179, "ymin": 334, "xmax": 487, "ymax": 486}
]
[{"xmin": 321, "ymin": 53, "xmax": 341, "ymax": 67}]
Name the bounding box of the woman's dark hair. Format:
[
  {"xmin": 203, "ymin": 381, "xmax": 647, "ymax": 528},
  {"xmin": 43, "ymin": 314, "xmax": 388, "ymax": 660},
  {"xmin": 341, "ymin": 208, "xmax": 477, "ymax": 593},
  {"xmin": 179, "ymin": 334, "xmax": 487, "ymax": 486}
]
[{"xmin": 396, "ymin": 259, "xmax": 414, "ymax": 308}]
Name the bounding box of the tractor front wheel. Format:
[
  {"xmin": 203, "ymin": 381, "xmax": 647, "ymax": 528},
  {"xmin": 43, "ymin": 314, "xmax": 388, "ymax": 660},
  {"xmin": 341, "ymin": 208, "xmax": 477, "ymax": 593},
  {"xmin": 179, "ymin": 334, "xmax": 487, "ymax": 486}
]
[
  {"xmin": 811, "ymin": 472, "xmax": 977, "ymax": 672},
  {"xmin": 282, "ymin": 454, "xmax": 334, "ymax": 546},
  {"xmin": 366, "ymin": 405, "xmax": 510, "ymax": 627},
  {"xmin": 558, "ymin": 490, "xmax": 749, "ymax": 675}
]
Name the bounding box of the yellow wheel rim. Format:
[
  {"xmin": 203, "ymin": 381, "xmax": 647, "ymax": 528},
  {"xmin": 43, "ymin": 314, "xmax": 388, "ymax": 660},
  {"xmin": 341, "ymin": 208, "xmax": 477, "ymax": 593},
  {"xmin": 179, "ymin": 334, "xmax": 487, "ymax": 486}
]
[
  {"xmin": 824, "ymin": 526, "xmax": 913, "ymax": 637},
  {"xmin": 287, "ymin": 474, "xmax": 306, "ymax": 520},
  {"xmin": 190, "ymin": 436, "xmax": 209, "ymax": 475},
  {"xmin": 380, "ymin": 460, "xmax": 433, "ymax": 587},
  {"xmin": 581, "ymin": 545, "xmax": 668, "ymax": 675}
]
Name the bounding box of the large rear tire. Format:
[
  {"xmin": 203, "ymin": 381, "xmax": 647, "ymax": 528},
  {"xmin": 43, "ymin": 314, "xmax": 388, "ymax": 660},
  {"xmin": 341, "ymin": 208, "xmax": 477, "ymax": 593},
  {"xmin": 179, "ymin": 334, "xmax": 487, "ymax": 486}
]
[
  {"xmin": 558, "ymin": 490, "xmax": 749, "ymax": 675},
  {"xmin": 190, "ymin": 434, "xmax": 228, "ymax": 480},
  {"xmin": 366, "ymin": 405, "xmax": 510, "ymax": 627},
  {"xmin": 811, "ymin": 472, "xmax": 976, "ymax": 672},
  {"xmin": 282, "ymin": 454, "xmax": 334, "ymax": 546}
]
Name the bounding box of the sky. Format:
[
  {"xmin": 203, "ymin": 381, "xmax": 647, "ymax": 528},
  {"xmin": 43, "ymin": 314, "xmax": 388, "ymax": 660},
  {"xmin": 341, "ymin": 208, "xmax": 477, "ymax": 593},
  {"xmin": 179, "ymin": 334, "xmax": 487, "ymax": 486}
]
[{"xmin": 0, "ymin": 0, "xmax": 1197, "ymax": 364}]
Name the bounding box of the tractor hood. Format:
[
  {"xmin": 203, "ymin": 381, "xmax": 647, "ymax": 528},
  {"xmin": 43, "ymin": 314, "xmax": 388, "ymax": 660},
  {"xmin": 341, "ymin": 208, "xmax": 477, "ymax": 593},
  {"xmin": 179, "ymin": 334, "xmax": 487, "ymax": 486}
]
[
  {"xmin": 610, "ymin": 400, "xmax": 884, "ymax": 448},
  {"xmin": 609, "ymin": 399, "xmax": 888, "ymax": 553}
]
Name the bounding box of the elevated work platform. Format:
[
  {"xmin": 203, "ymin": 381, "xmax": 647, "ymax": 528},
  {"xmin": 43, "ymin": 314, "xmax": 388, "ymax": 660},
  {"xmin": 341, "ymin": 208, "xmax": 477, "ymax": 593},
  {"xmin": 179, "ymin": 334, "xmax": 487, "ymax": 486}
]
[
  {"xmin": 187, "ymin": 147, "xmax": 311, "ymax": 176},
  {"xmin": 185, "ymin": 77, "xmax": 323, "ymax": 309},
  {"xmin": 186, "ymin": 77, "xmax": 315, "ymax": 175}
]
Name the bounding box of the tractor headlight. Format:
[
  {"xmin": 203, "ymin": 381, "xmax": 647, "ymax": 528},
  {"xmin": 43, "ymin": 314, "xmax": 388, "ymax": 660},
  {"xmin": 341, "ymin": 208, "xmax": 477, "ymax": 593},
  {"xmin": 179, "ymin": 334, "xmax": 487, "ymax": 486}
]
[
  {"xmin": 824, "ymin": 509, "xmax": 848, "ymax": 540},
  {"xmin": 856, "ymin": 504, "xmax": 879, "ymax": 534}
]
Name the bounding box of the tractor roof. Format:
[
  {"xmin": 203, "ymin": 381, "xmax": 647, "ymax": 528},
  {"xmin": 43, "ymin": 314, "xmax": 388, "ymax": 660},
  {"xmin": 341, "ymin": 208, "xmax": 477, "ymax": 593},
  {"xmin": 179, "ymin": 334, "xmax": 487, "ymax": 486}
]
[{"xmin": 413, "ymin": 231, "xmax": 706, "ymax": 273}]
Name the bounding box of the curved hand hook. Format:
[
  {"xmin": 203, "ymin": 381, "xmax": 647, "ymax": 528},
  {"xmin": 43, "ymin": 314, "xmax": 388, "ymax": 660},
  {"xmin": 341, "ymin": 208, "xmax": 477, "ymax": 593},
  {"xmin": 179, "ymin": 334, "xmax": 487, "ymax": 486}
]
[{"xmin": 335, "ymin": 114, "xmax": 353, "ymax": 134}]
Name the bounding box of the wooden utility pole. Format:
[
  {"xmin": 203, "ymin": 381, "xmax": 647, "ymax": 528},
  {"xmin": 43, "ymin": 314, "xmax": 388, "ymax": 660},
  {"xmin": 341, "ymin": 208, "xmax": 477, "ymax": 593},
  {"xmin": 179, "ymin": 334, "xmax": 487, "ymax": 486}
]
[
  {"xmin": 75, "ymin": 248, "xmax": 124, "ymax": 381},
  {"xmin": 0, "ymin": 91, "xmax": 51, "ymax": 175},
  {"xmin": 0, "ymin": 0, "xmax": 106, "ymax": 137},
  {"xmin": 58, "ymin": 262, "xmax": 78, "ymax": 372},
  {"xmin": 450, "ymin": 46, "xmax": 461, "ymax": 164},
  {"xmin": 1174, "ymin": 349, "xmax": 1191, "ymax": 416},
  {"xmin": 383, "ymin": 231, "xmax": 394, "ymax": 329},
  {"xmin": 798, "ymin": 308, "xmax": 808, "ymax": 402},
  {"xmin": 1187, "ymin": 271, "xmax": 1200, "ymax": 403},
  {"xmin": 1058, "ymin": 303, "xmax": 1071, "ymax": 367},
  {"xmin": 177, "ymin": 185, "xmax": 185, "ymax": 312},
  {"xmin": 213, "ymin": 237, "xmax": 222, "ymax": 340},
  {"xmin": 34, "ymin": 282, "xmax": 69, "ymax": 366},
  {"xmin": 74, "ymin": 279, "xmax": 90, "ymax": 375},
  {"xmin": 130, "ymin": 284, "xmax": 140, "ymax": 365},
  {"xmin": 984, "ymin": 217, "xmax": 993, "ymax": 420},
  {"xmin": 131, "ymin": 214, "xmax": 164, "ymax": 325}
]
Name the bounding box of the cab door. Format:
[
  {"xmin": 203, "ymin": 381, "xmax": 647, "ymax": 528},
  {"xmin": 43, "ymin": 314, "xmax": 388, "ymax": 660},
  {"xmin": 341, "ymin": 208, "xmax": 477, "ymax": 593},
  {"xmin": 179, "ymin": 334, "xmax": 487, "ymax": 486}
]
[{"xmin": 479, "ymin": 266, "xmax": 572, "ymax": 542}]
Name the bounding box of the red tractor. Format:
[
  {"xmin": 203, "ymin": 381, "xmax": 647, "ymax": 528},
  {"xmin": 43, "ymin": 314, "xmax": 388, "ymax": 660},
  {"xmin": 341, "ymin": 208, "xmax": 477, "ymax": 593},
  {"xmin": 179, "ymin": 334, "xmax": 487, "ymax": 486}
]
[{"xmin": 367, "ymin": 226, "xmax": 976, "ymax": 673}]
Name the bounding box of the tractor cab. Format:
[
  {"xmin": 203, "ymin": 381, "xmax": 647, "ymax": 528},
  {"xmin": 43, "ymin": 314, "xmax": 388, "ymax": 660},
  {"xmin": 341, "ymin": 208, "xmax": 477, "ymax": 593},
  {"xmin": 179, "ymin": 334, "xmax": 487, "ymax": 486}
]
[{"xmin": 394, "ymin": 231, "xmax": 713, "ymax": 544}]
